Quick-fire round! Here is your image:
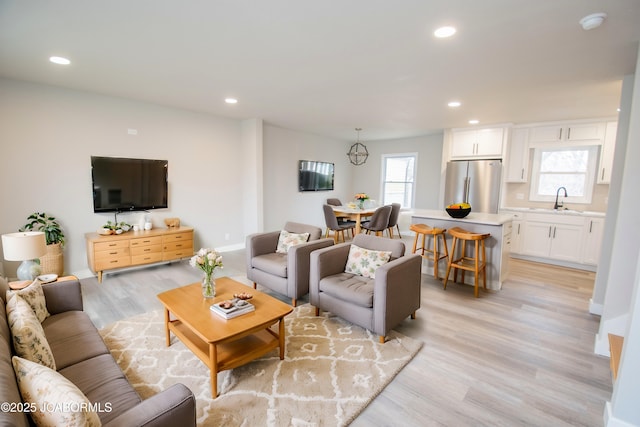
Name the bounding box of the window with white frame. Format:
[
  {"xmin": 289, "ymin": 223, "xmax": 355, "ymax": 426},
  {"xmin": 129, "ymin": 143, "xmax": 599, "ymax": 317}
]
[
  {"xmin": 381, "ymin": 154, "xmax": 417, "ymax": 208},
  {"xmin": 529, "ymin": 145, "xmax": 598, "ymax": 204}
]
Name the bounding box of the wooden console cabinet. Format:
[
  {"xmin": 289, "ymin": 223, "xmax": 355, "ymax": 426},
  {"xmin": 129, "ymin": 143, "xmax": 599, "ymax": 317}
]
[{"xmin": 85, "ymin": 226, "xmax": 194, "ymax": 282}]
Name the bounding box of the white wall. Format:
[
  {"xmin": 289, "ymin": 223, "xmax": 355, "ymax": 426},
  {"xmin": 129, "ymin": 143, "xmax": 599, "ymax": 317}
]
[
  {"xmin": 0, "ymin": 78, "xmax": 246, "ymax": 276},
  {"xmin": 350, "ymin": 133, "xmax": 444, "ymax": 209},
  {"xmin": 262, "ymin": 124, "xmax": 352, "ymax": 231}
]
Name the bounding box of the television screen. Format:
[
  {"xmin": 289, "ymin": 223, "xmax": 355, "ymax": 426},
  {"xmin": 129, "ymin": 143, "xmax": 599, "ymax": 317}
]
[
  {"xmin": 91, "ymin": 156, "xmax": 168, "ymax": 212},
  {"xmin": 299, "ymin": 160, "xmax": 334, "ymax": 192}
]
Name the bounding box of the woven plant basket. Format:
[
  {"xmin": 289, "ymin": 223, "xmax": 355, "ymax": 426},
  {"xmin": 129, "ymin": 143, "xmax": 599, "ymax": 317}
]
[{"xmin": 39, "ymin": 243, "xmax": 64, "ymax": 276}]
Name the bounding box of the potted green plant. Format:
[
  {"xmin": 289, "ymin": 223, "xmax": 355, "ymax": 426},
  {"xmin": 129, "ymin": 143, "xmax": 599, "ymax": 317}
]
[
  {"xmin": 101, "ymin": 221, "xmax": 131, "ymax": 235},
  {"xmin": 20, "ymin": 212, "xmax": 65, "ymax": 276}
]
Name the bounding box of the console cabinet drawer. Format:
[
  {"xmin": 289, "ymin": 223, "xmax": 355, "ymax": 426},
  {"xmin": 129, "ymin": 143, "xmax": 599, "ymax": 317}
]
[
  {"xmin": 131, "ymin": 252, "xmax": 163, "ymax": 265},
  {"xmin": 94, "ymin": 247, "xmax": 130, "ymax": 261},
  {"xmin": 95, "ymin": 256, "xmax": 131, "ymax": 271},
  {"xmin": 163, "ymin": 232, "xmax": 193, "ymax": 243},
  {"xmin": 130, "ymin": 244, "xmax": 162, "ymax": 257},
  {"xmin": 163, "ymin": 249, "xmax": 192, "ymax": 261},
  {"xmin": 94, "ymin": 240, "xmax": 129, "ymax": 252},
  {"xmin": 130, "ymin": 236, "xmax": 162, "ymax": 248}
]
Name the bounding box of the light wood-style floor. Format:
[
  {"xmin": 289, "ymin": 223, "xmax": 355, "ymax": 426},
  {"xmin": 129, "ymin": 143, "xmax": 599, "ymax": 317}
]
[{"xmin": 79, "ymin": 241, "xmax": 612, "ymax": 427}]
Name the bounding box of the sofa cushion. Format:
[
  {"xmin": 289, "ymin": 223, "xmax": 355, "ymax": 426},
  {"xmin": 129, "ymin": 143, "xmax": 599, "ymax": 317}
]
[
  {"xmin": 42, "ymin": 311, "xmax": 110, "ymax": 370},
  {"xmin": 0, "ymin": 302, "xmax": 30, "ymax": 427},
  {"xmin": 344, "ymin": 244, "xmax": 391, "ymax": 279},
  {"xmin": 276, "ymin": 230, "xmax": 310, "ymax": 253},
  {"xmin": 319, "ymin": 273, "xmax": 374, "ymax": 308},
  {"xmin": 6, "ymin": 295, "xmax": 56, "ymax": 369},
  {"xmin": 12, "ymin": 356, "xmax": 102, "ymax": 427},
  {"xmin": 252, "ymin": 252, "xmax": 288, "ymax": 278},
  {"xmin": 6, "ymin": 279, "xmax": 50, "ymax": 323},
  {"xmin": 59, "ymin": 353, "xmax": 141, "ymax": 425}
]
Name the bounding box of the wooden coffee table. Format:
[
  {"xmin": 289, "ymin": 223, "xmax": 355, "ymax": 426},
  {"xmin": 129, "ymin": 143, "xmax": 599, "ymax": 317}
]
[{"xmin": 157, "ymin": 277, "xmax": 293, "ymax": 398}]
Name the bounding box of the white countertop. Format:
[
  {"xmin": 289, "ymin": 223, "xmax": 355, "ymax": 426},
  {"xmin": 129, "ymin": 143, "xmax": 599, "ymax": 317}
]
[
  {"xmin": 410, "ymin": 209, "xmax": 513, "ymax": 226},
  {"xmin": 501, "ymin": 207, "xmax": 606, "ymax": 218}
]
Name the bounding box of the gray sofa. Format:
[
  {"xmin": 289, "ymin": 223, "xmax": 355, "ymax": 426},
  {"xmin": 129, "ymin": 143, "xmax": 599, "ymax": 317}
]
[
  {"xmin": 309, "ymin": 234, "xmax": 422, "ymax": 343},
  {"xmin": 0, "ymin": 278, "xmax": 196, "ymax": 427}
]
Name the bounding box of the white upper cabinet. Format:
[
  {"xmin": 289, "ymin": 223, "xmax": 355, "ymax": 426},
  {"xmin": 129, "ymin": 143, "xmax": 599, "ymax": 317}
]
[
  {"xmin": 451, "ymin": 127, "xmax": 505, "ymax": 159},
  {"xmin": 505, "ymin": 128, "xmax": 529, "ymax": 182},
  {"xmin": 529, "ymin": 122, "xmax": 606, "ymax": 143},
  {"xmin": 597, "ymin": 121, "xmax": 617, "ymax": 184}
]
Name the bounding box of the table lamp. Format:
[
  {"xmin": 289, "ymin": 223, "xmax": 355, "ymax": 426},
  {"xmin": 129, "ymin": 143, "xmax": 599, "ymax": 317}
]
[{"xmin": 1, "ymin": 231, "xmax": 47, "ymax": 280}]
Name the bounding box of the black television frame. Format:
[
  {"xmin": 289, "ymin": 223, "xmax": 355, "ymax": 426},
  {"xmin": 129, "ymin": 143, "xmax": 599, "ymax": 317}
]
[
  {"xmin": 91, "ymin": 156, "xmax": 168, "ymax": 213},
  {"xmin": 298, "ymin": 160, "xmax": 335, "ymax": 192}
]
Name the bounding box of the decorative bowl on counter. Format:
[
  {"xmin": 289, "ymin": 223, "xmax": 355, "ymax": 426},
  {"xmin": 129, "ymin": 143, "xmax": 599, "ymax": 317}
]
[{"xmin": 446, "ymin": 203, "xmax": 471, "ymax": 218}]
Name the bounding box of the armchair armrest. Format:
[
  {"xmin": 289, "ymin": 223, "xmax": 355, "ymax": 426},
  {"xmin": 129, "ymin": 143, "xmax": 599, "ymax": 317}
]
[
  {"xmin": 246, "ymin": 231, "xmax": 280, "ymax": 261},
  {"xmin": 287, "ymin": 238, "xmax": 334, "ymax": 298},
  {"xmin": 309, "ymin": 243, "xmax": 351, "ymax": 304},
  {"xmin": 103, "ymin": 383, "xmax": 196, "ymax": 427},
  {"xmin": 373, "ymin": 254, "xmax": 422, "ymax": 335},
  {"xmin": 42, "ymin": 280, "xmax": 84, "ymax": 314}
]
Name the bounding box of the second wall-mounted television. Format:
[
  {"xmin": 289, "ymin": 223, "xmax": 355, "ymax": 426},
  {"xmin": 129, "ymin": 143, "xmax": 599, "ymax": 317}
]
[
  {"xmin": 91, "ymin": 156, "xmax": 168, "ymax": 213},
  {"xmin": 299, "ymin": 160, "xmax": 334, "ymax": 192}
]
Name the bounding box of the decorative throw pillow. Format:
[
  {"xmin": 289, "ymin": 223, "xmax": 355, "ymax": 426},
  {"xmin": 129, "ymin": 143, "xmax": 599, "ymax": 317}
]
[
  {"xmin": 6, "ymin": 279, "xmax": 50, "ymax": 323},
  {"xmin": 344, "ymin": 244, "xmax": 392, "ymax": 279},
  {"xmin": 6, "ymin": 295, "xmax": 56, "ymax": 370},
  {"xmin": 276, "ymin": 230, "xmax": 310, "ymax": 253},
  {"xmin": 12, "ymin": 356, "xmax": 102, "ymax": 427}
]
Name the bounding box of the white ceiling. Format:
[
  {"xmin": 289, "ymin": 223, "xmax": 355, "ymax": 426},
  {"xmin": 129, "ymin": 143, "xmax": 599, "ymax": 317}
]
[{"xmin": 1, "ymin": 1, "xmax": 639, "ymax": 141}]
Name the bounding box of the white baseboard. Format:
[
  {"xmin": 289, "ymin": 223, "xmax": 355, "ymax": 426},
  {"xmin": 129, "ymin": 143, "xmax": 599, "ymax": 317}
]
[
  {"xmin": 604, "ymin": 401, "xmax": 637, "ymax": 427},
  {"xmin": 590, "ymin": 299, "xmax": 604, "ymax": 315}
]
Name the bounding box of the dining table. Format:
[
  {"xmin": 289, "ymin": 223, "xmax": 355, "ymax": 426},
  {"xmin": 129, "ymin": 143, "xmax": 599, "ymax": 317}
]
[{"xmin": 331, "ymin": 205, "xmax": 377, "ymax": 234}]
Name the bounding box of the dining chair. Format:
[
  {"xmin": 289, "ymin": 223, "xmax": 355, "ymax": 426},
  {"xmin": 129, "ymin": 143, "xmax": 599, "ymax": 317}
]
[
  {"xmin": 326, "ymin": 198, "xmax": 342, "ymax": 206},
  {"xmin": 361, "ymin": 205, "xmax": 392, "ymax": 236},
  {"xmin": 322, "ymin": 204, "xmax": 355, "ymax": 243},
  {"xmin": 386, "ymin": 203, "xmax": 402, "ymax": 238}
]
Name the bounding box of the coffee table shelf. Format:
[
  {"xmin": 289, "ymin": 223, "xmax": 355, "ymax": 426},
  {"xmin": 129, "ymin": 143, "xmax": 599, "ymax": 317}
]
[{"xmin": 168, "ymin": 319, "xmax": 280, "ymax": 371}]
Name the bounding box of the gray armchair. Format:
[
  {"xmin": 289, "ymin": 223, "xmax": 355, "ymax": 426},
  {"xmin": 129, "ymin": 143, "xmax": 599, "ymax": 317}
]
[
  {"xmin": 309, "ymin": 234, "xmax": 422, "ymax": 343},
  {"xmin": 246, "ymin": 221, "xmax": 334, "ymax": 306}
]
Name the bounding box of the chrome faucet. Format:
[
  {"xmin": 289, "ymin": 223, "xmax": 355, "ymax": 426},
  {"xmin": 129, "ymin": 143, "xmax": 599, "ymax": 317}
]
[{"xmin": 554, "ymin": 186, "xmax": 568, "ymax": 210}]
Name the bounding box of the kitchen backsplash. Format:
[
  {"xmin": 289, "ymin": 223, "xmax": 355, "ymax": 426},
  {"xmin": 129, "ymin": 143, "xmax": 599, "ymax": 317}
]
[{"xmin": 503, "ymin": 183, "xmax": 609, "ymax": 213}]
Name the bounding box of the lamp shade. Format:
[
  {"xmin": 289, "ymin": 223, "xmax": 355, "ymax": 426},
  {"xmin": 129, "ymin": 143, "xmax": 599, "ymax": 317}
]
[{"xmin": 2, "ymin": 232, "xmax": 47, "ymax": 261}]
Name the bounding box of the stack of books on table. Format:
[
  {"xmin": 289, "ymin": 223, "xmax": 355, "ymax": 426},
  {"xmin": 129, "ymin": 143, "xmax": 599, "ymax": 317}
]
[{"xmin": 210, "ymin": 300, "xmax": 255, "ymax": 319}]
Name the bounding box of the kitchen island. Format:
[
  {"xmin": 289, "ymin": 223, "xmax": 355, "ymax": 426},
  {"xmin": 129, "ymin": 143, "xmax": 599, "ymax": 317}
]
[{"xmin": 411, "ymin": 209, "xmax": 513, "ymax": 291}]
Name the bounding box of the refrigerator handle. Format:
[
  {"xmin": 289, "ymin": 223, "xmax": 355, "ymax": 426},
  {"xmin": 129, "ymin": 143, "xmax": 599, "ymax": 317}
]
[{"xmin": 464, "ymin": 177, "xmax": 470, "ymax": 203}]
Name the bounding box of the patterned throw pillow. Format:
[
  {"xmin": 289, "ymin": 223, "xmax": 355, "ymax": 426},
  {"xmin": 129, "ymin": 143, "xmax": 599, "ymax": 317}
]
[
  {"xmin": 276, "ymin": 230, "xmax": 310, "ymax": 254},
  {"xmin": 6, "ymin": 295, "xmax": 56, "ymax": 370},
  {"xmin": 6, "ymin": 279, "xmax": 50, "ymax": 323},
  {"xmin": 12, "ymin": 356, "xmax": 102, "ymax": 427},
  {"xmin": 344, "ymin": 244, "xmax": 392, "ymax": 279}
]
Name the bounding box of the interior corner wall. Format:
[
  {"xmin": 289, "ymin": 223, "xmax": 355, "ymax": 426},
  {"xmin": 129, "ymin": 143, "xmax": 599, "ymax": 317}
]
[
  {"xmin": 261, "ymin": 124, "xmax": 352, "ymax": 231},
  {"xmin": 350, "ymin": 133, "xmax": 444, "ymax": 209},
  {"xmin": 241, "ymin": 118, "xmax": 263, "ymax": 236},
  {"xmin": 0, "ymin": 78, "xmax": 245, "ymax": 277},
  {"xmin": 590, "ymin": 74, "xmax": 634, "ymax": 313}
]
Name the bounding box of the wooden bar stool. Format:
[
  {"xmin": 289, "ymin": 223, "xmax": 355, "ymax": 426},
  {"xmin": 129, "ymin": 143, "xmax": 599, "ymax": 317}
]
[
  {"xmin": 410, "ymin": 223, "xmax": 449, "ymax": 279},
  {"xmin": 443, "ymin": 227, "xmax": 490, "ymax": 297}
]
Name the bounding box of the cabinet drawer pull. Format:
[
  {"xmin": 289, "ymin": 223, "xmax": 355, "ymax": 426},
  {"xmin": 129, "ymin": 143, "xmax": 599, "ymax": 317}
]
[
  {"xmin": 109, "ymin": 243, "xmax": 117, "ymax": 247},
  {"xmin": 109, "ymin": 252, "xmax": 117, "ymax": 255}
]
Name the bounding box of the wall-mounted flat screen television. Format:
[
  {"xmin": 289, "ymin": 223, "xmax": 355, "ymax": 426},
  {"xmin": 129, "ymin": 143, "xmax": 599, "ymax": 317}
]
[
  {"xmin": 91, "ymin": 156, "xmax": 168, "ymax": 212},
  {"xmin": 298, "ymin": 160, "xmax": 334, "ymax": 192}
]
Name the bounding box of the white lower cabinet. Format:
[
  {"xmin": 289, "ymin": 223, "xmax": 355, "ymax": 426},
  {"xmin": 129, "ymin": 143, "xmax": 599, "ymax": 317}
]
[
  {"xmin": 582, "ymin": 218, "xmax": 605, "ymax": 265},
  {"xmin": 502, "ymin": 210, "xmax": 605, "ymax": 268}
]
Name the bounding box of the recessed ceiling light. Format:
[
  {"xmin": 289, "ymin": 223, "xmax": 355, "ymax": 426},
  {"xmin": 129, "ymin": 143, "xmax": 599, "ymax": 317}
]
[
  {"xmin": 434, "ymin": 26, "xmax": 456, "ymax": 38},
  {"xmin": 49, "ymin": 56, "xmax": 70, "ymax": 65},
  {"xmin": 225, "ymin": 98, "xmax": 238, "ymax": 104},
  {"xmin": 468, "ymin": 119, "xmax": 479, "ymax": 125},
  {"xmin": 579, "ymin": 13, "xmax": 607, "ymax": 31},
  {"xmin": 448, "ymin": 101, "xmax": 461, "ymax": 108}
]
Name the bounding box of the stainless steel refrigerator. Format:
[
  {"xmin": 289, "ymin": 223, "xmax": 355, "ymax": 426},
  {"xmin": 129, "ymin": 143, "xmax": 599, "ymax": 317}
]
[{"xmin": 444, "ymin": 159, "xmax": 502, "ymax": 214}]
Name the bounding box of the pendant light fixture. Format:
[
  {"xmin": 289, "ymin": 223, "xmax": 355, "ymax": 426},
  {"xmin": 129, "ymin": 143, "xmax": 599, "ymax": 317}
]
[{"xmin": 347, "ymin": 128, "xmax": 369, "ymax": 166}]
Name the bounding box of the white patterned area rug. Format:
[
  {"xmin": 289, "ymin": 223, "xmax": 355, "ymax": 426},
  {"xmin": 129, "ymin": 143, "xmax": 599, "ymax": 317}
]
[{"xmin": 99, "ymin": 304, "xmax": 422, "ymax": 426}]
